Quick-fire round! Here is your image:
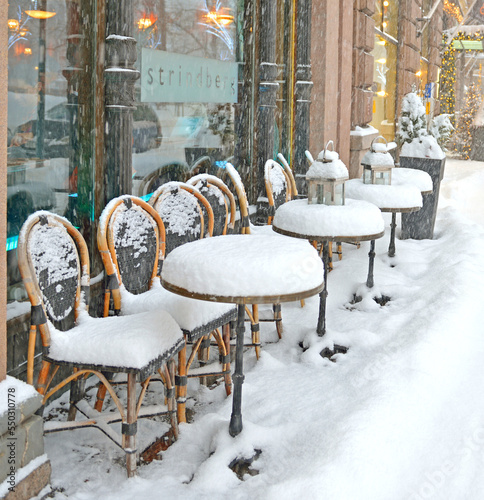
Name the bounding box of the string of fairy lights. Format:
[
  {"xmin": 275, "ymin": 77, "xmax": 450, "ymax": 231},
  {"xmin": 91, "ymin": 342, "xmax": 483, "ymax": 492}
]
[
  {"xmin": 440, "ymin": 31, "xmax": 484, "ymax": 122},
  {"xmin": 443, "ymin": 0, "xmax": 463, "ymax": 24}
]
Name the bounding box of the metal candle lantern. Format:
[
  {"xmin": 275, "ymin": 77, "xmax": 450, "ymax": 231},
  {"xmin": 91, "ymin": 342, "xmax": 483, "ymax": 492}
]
[
  {"xmin": 362, "ymin": 136, "xmax": 395, "ymax": 185},
  {"xmin": 306, "ymin": 141, "xmax": 349, "ymax": 205}
]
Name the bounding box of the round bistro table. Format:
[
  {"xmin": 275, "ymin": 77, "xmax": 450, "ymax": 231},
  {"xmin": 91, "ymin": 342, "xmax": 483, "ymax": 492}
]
[
  {"xmin": 161, "ymin": 234, "xmax": 324, "ymax": 437},
  {"xmin": 272, "ymin": 198, "xmax": 385, "ymax": 338},
  {"xmin": 345, "ymin": 179, "xmax": 423, "ymax": 257}
]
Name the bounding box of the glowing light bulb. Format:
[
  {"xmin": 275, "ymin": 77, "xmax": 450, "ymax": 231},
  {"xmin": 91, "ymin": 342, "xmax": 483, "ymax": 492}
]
[{"xmin": 8, "ymin": 19, "xmax": 19, "ymax": 30}]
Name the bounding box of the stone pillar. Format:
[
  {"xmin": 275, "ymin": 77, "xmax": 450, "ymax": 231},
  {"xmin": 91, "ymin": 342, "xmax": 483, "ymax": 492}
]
[
  {"xmin": 254, "ymin": 0, "xmax": 278, "ymax": 199},
  {"xmin": 104, "ymin": 0, "xmax": 139, "ymax": 205},
  {"xmin": 0, "ymin": 385, "xmax": 51, "ymax": 499},
  {"xmin": 427, "ymin": 1, "xmax": 444, "ymax": 118},
  {"xmin": 310, "ymin": 0, "xmax": 354, "ymax": 175},
  {"xmin": 293, "ymin": 0, "xmax": 313, "ymax": 194},
  {"xmin": 349, "ymin": 0, "xmax": 378, "ymax": 179}
]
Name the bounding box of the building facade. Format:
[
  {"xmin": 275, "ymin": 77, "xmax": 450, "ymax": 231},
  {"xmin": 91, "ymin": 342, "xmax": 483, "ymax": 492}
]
[{"xmin": 1, "ymin": 0, "xmax": 448, "ymax": 495}]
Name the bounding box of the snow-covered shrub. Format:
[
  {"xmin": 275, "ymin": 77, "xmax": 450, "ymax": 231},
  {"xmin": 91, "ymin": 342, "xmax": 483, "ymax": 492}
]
[
  {"xmin": 397, "ymin": 92, "xmax": 445, "ymax": 159},
  {"xmin": 400, "ymin": 135, "xmax": 445, "ymax": 159},
  {"xmin": 396, "ymin": 92, "xmax": 428, "ymax": 146}
]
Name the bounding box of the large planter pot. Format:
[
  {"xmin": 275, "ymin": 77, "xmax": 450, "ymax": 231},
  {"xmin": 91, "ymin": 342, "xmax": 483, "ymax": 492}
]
[
  {"xmin": 400, "ymin": 155, "xmax": 446, "ymax": 240},
  {"xmin": 471, "ymin": 126, "xmax": 484, "ymax": 161}
]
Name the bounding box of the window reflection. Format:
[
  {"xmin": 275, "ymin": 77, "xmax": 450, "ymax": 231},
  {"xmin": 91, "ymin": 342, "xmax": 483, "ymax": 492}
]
[
  {"xmin": 131, "ymin": 0, "xmax": 238, "ymax": 196},
  {"xmin": 7, "ymin": 0, "xmax": 75, "ymax": 303}
]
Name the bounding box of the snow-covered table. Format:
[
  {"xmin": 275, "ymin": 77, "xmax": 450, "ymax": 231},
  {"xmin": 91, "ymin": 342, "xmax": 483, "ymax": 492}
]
[
  {"xmin": 272, "ymin": 199, "xmax": 385, "ymax": 338},
  {"xmin": 345, "ymin": 179, "xmax": 423, "ymax": 257},
  {"xmin": 392, "ymin": 167, "xmax": 433, "ymax": 194},
  {"xmin": 161, "ymin": 234, "xmax": 324, "ymax": 437}
]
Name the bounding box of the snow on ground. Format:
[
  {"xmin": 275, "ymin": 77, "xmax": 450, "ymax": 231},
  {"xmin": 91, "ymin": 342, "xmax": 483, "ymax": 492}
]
[{"xmin": 39, "ymin": 158, "xmax": 484, "ymax": 500}]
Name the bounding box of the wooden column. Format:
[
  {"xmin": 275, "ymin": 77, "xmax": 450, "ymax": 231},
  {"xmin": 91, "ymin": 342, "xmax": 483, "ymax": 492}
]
[
  {"xmin": 254, "ymin": 0, "xmax": 278, "ymax": 199},
  {"xmin": 234, "ymin": 0, "xmax": 254, "ymax": 197},
  {"xmin": 294, "ymin": 0, "xmax": 313, "ymax": 194},
  {"xmin": 105, "ymin": 0, "xmax": 139, "ymax": 204}
]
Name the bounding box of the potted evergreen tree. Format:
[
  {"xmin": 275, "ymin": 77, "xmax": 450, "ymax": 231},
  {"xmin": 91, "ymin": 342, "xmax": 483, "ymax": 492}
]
[{"xmin": 397, "ymin": 92, "xmax": 447, "ymax": 240}]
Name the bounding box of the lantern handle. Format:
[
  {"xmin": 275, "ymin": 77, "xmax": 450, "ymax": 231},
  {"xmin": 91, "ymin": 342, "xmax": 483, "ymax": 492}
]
[
  {"xmin": 321, "ymin": 140, "xmax": 334, "ymax": 162},
  {"xmin": 370, "ymin": 135, "xmax": 388, "ymax": 152}
]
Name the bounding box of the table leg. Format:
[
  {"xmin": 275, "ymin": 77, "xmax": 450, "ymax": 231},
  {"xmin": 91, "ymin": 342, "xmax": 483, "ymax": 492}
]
[
  {"xmin": 388, "ymin": 212, "xmax": 397, "ymax": 258},
  {"xmin": 316, "ymin": 241, "xmax": 329, "ymax": 337},
  {"xmin": 229, "ymin": 303, "xmax": 245, "ymax": 437},
  {"xmin": 366, "ymin": 239, "xmax": 376, "ymax": 288}
]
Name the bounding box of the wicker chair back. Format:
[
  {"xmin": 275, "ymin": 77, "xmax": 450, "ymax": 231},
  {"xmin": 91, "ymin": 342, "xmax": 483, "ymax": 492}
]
[
  {"xmin": 187, "ymin": 174, "xmax": 236, "ymax": 236},
  {"xmin": 264, "ymin": 159, "xmax": 291, "ymax": 224},
  {"xmin": 108, "ymin": 198, "xmax": 160, "ymax": 295},
  {"xmin": 19, "ymin": 212, "xmax": 87, "ymax": 332},
  {"xmin": 149, "ymin": 182, "xmax": 214, "ymax": 255}
]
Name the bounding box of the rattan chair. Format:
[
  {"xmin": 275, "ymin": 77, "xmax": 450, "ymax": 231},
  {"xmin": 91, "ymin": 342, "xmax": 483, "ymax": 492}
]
[
  {"xmin": 264, "ymin": 159, "xmax": 292, "ymax": 224},
  {"xmin": 277, "ymin": 153, "xmax": 298, "ymax": 199},
  {"xmin": 136, "ymin": 161, "xmax": 190, "ymax": 197},
  {"xmin": 112, "ymin": 186, "xmax": 234, "ymax": 422},
  {"xmin": 187, "ymin": 173, "xmax": 236, "ymax": 236},
  {"xmin": 17, "ymin": 211, "xmax": 184, "ymax": 477}
]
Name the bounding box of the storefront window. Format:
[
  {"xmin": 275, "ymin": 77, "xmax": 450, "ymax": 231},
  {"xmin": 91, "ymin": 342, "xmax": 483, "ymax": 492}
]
[
  {"xmin": 132, "ymin": 0, "xmax": 239, "ymax": 196},
  {"xmin": 7, "ymin": 1, "xmax": 97, "ymax": 305},
  {"xmin": 373, "ymin": 0, "xmax": 399, "ymax": 40},
  {"xmin": 371, "ymin": 34, "xmax": 397, "ymax": 142}
]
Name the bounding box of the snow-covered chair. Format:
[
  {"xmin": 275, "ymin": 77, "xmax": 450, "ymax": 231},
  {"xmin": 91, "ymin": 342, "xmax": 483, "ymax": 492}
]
[
  {"xmin": 17, "ymin": 211, "xmax": 184, "ymax": 477},
  {"xmin": 187, "ymin": 174, "xmax": 237, "ymax": 236},
  {"xmin": 264, "ymin": 159, "xmax": 292, "ymax": 224},
  {"xmin": 125, "ymin": 187, "xmax": 234, "ymax": 421},
  {"xmin": 277, "ymin": 153, "xmax": 299, "ymax": 199}
]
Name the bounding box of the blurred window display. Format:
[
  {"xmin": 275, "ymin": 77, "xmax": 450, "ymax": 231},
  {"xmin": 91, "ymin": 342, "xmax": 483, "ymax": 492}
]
[
  {"xmin": 132, "ymin": 0, "xmax": 239, "ymax": 195},
  {"xmin": 6, "ymin": 0, "xmax": 239, "ymax": 309}
]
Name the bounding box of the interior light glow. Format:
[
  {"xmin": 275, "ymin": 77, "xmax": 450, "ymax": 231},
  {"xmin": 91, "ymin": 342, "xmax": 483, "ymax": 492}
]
[
  {"xmin": 8, "ymin": 19, "xmax": 20, "ymax": 30},
  {"xmin": 137, "ymin": 13, "xmax": 157, "ymax": 30},
  {"xmin": 25, "ymin": 10, "xmax": 56, "ymax": 19},
  {"xmin": 204, "ymin": 9, "xmax": 234, "ymax": 26}
]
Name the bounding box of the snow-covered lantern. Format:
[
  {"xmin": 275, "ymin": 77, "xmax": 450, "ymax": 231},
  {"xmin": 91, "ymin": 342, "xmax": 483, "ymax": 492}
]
[
  {"xmin": 362, "ymin": 136, "xmax": 395, "ymax": 185},
  {"xmin": 306, "ymin": 141, "xmax": 349, "ymax": 205}
]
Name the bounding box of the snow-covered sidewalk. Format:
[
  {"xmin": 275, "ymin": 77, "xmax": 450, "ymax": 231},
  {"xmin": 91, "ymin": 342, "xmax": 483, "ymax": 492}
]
[{"xmin": 40, "ymin": 158, "xmax": 484, "ymax": 500}]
